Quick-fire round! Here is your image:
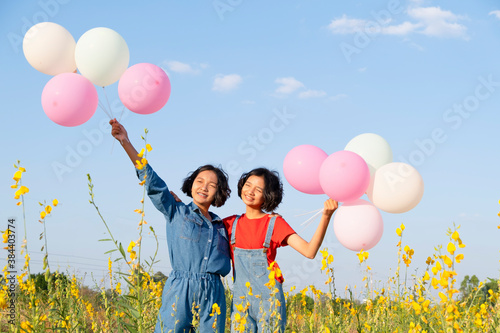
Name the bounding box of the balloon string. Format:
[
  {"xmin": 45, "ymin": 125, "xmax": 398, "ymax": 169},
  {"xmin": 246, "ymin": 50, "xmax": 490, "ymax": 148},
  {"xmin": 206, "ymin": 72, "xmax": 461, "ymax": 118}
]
[
  {"xmin": 298, "ymin": 208, "xmax": 324, "ymax": 233},
  {"xmin": 294, "ymin": 208, "xmax": 323, "ymax": 217},
  {"xmin": 102, "ymin": 86, "xmax": 114, "ymax": 119},
  {"xmin": 98, "ymin": 99, "xmax": 112, "ymax": 120},
  {"xmin": 300, "ymin": 208, "xmax": 324, "ymax": 226},
  {"xmin": 110, "ymin": 106, "xmax": 126, "ymax": 155},
  {"xmin": 118, "ymin": 105, "xmax": 125, "ymax": 122}
]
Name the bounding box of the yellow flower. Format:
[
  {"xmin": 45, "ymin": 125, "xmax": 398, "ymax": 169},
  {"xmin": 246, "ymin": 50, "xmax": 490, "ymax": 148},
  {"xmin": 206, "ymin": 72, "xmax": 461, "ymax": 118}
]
[
  {"xmin": 45, "ymin": 205, "xmax": 52, "ymax": 214},
  {"xmin": 14, "ymin": 185, "xmax": 29, "ymax": 199},
  {"xmin": 40, "ymin": 211, "xmax": 47, "ymax": 219},
  {"xmin": 438, "ymin": 292, "xmax": 447, "ymax": 303},
  {"xmin": 115, "ymin": 282, "xmax": 122, "ymax": 295},
  {"xmin": 138, "ymin": 148, "xmax": 145, "ymax": 158},
  {"xmin": 400, "ymin": 223, "xmax": 405, "ymax": 231},
  {"xmin": 13, "ymin": 170, "xmax": 23, "ymax": 182},
  {"xmin": 396, "ymin": 228, "xmax": 402, "ymax": 236},
  {"xmin": 442, "ymin": 255, "xmax": 453, "ymax": 267},
  {"xmin": 21, "ymin": 321, "xmax": 33, "ymax": 332},
  {"xmin": 127, "ymin": 241, "xmax": 136, "ymax": 252},
  {"xmin": 455, "ymin": 254, "xmax": 464, "ymax": 263},
  {"xmin": 423, "ymin": 271, "xmax": 430, "ymax": 281},
  {"xmin": 451, "ymin": 231, "xmax": 459, "ymax": 241},
  {"xmin": 146, "ymin": 143, "xmax": 152, "ymax": 152},
  {"xmin": 211, "ymin": 303, "xmax": 221, "ymax": 316},
  {"xmin": 135, "ymin": 158, "xmax": 148, "ymax": 170},
  {"xmin": 52, "ymin": 199, "xmax": 59, "ymax": 206},
  {"xmin": 447, "ymin": 242, "xmax": 456, "ymax": 255},
  {"xmin": 357, "ymin": 250, "xmax": 369, "ymax": 263}
]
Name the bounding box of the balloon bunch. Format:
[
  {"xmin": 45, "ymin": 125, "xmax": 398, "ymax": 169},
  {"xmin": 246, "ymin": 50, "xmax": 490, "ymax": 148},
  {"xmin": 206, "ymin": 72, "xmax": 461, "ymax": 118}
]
[
  {"xmin": 283, "ymin": 133, "xmax": 424, "ymax": 251},
  {"xmin": 23, "ymin": 22, "xmax": 171, "ymax": 127}
]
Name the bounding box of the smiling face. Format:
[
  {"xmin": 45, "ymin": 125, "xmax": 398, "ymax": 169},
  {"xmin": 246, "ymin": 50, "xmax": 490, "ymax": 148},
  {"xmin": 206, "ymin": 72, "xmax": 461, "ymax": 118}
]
[
  {"xmin": 191, "ymin": 170, "xmax": 218, "ymax": 210},
  {"xmin": 241, "ymin": 175, "xmax": 266, "ymax": 210}
]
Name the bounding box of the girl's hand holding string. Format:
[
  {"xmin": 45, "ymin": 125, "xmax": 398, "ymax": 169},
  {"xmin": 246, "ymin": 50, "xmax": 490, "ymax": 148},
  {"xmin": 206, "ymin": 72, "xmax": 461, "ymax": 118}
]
[{"xmin": 323, "ymin": 198, "xmax": 338, "ymax": 218}]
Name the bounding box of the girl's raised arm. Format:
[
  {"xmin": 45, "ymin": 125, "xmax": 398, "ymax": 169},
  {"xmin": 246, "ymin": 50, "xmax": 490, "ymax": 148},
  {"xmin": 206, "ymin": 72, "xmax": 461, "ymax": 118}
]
[
  {"xmin": 286, "ymin": 199, "xmax": 338, "ymax": 259},
  {"xmin": 110, "ymin": 118, "xmax": 140, "ymax": 166}
]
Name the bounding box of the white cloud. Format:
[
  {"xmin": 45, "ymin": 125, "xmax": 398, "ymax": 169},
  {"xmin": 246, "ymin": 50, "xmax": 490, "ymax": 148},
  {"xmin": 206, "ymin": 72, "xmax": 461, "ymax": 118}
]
[
  {"xmin": 408, "ymin": 6, "xmax": 468, "ymax": 39},
  {"xmin": 489, "ymin": 10, "xmax": 500, "ymax": 20},
  {"xmin": 327, "ymin": 6, "xmax": 467, "ymax": 39},
  {"xmin": 212, "ymin": 74, "xmax": 242, "ymax": 92},
  {"xmin": 298, "ymin": 89, "xmax": 327, "ymax": 99},
  {"xmin": 358, "ymin": 67, "xmax": 367, "ymax": 72},
  {"xmin": 327, "ymin": 14, "xmax": 367, "ymax": 34},
  {"xmin": 329, "ymin": 94, "xmax": 348, "ymax": 101},
  {"xmin": 274, "ymin": 77, "xmax": 305, "ymax": 94},
  {"xmin": 166, "ymin": 61, "xmax": 200, "ymax": 74},
  {"xmin": 382, "ymin": 21, "xmax": 420, "ymax": 35}
]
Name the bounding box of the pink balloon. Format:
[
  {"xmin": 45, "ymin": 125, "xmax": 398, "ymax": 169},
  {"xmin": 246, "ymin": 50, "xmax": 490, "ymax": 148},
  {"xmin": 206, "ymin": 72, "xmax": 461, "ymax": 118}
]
[
  {"xmin": 118, "ymin": 63, "xmax": 171, "ymax": 114},
  {"xmin": 283, "ymin": 145, "xmax": 327, "ymax": 194},
  {"xmin": 319, "ymin": 150, "xmax": 370, "ymax": 202},
  {"xmin": 41, "ymin": 73, "xmax": 98, "ymax": 127},
  {"xmin": 333, "ymin": 199, "xmax": 383, "ymax": 251}
]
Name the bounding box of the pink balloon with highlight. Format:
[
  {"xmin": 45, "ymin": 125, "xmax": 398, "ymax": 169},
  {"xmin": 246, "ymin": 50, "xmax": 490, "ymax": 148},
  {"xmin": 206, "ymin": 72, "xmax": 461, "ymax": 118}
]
[
  {"xmin": 118, "ymin": 63, "xmax": 171, "ymax": 115},
  {"xmin": 283, "ymin": 145, "xmax": 328, "ymax": 194},
  {"xmin": 41, "ymin": 73, "xmax": 98, "ymax": 127},
  {"xmin": 319, "ymin": 150, "xmax": 370, "ymax": 202},
  {"xmin": 333, "ymin": 199, "xmax": 384, "ymax": 251}
]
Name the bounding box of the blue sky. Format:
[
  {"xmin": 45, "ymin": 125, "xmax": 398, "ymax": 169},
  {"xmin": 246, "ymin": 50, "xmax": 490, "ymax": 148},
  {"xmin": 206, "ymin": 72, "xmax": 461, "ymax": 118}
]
[{"xmin": 1, "ymin": 0, "xmax": 500, "ymax": 297}]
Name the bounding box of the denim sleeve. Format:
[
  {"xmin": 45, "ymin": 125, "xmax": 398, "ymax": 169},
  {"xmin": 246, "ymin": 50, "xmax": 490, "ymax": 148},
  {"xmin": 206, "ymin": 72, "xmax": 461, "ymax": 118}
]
[{"xmin": 136, "ymin": 163, "xmax": 175, "ymax": 221}]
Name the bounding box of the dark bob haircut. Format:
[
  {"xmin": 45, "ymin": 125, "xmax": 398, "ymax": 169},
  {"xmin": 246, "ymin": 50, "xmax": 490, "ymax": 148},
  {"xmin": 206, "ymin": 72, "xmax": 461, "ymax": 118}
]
[
  {"xmin": 237, "ymin": 168, "xmax": 283, "ymax": 212},
  {"xmin": 181, "ymin": 165, "xmax": 231, "ymax": 207}
]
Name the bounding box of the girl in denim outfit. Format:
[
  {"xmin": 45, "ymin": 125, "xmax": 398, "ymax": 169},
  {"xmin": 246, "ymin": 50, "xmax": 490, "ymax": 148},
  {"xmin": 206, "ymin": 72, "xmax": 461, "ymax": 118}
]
[
  {"xmin": 224, "ymin": 168, "xmax": 338, "ymax": 332},
  {"xmin": 110, "ymin": 119, "xmax": 231, "ymax": 333}
]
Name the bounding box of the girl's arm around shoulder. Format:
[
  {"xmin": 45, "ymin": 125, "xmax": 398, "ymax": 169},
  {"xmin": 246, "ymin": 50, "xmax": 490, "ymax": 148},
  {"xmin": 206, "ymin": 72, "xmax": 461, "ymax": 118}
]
[{"xmin": 285, "ymin": 199, "xmax": 338, "ymax": 259}]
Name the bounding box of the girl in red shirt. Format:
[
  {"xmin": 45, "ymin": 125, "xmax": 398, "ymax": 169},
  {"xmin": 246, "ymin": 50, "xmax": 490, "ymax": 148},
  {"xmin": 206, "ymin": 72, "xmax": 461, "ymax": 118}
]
[{"xmin": 224, "ymin": 167, "xmax": 337, "ymax": 332}]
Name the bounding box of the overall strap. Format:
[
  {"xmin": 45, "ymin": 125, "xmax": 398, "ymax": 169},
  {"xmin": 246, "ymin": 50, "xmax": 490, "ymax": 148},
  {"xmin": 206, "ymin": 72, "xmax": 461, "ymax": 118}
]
[
  {"xmin": 230, "ymin": 215, "xmax": 241, "ymax": 246},
  {"xmin": 263, "ymin": 216, "xmax": 277, "ymax": 249}
]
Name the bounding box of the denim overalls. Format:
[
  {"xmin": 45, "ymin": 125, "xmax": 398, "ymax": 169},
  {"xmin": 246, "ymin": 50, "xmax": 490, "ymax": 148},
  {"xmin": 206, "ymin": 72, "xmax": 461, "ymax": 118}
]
[
  {"xmin": 138, "ymin": 165, "xmax": 231, "ymax": 333},
  {"xmin": 230, "ymin": 216, "xmax": 286, "ymax": 333}
]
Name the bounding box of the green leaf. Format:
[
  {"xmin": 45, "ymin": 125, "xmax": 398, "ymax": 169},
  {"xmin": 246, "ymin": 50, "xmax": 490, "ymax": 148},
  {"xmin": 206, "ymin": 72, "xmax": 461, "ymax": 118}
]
[
  {"xmin": 99, "ymin": 238, "xmax": 112, "ymax": 242},
  {"xmin": 119, "ymin": 242, "xmax": 126, "ymax": 258},
  {"xmin": 104, "ymin": 249, "xmax": 117, "ymax": 254}
]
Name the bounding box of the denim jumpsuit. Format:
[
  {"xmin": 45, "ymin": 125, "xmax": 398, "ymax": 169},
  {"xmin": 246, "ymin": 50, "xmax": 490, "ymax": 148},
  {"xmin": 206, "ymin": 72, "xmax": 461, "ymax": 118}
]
[
  {"xmin": 230, "ymin": 216, "xmax": 286, "ymax": 333},
  {"xmin": 138, "ymin": 164, "xmax": 231, "ymax": 333}
]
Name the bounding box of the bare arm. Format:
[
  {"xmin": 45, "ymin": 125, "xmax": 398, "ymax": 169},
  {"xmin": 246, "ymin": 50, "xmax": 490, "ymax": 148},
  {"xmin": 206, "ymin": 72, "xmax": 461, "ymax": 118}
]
[
  {"xmin": 110, "ymin": 118, "xmax": 140, "ymax": 166},
  {"xmin": 286, "ymin": 199, "xmax": 338, "ymax": 259}
]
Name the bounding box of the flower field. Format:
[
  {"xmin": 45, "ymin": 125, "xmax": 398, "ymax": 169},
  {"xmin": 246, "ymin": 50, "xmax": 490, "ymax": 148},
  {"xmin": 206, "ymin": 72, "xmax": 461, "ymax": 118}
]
[{"xmin": 2, "ymin": 150, "xmax": 500, "ymax": 332}]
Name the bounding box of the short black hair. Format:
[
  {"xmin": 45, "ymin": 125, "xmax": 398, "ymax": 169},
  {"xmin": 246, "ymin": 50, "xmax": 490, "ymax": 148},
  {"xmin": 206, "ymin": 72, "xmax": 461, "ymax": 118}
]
[
  {"xmin": 237, "ymin": 168, "xmax": 283, "ymax": 212},
  {"xmin": 181, "ymin": 165, "xmax": 231, "ymax": 207}
]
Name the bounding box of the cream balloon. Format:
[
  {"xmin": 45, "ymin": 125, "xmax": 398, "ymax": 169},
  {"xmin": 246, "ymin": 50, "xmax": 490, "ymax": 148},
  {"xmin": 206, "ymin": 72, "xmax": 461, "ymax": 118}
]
[
  {"xmin": 22, "ymin": 22, "xmax": 77, "ymax": 75},
  {"xmin": 75, "ymin": 27, "xmax": 129, "ymax": 87},
  {"xmin": 345, "ymin": 133, "xmax": 392, "ymax": 172},
  {"xmin": 366, "ymin": 162, "xmax": 424, "ymax": 214}
]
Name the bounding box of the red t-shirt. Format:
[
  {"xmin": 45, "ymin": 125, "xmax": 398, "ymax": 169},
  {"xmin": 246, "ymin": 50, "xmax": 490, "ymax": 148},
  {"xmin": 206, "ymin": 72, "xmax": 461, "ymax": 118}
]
[{"xmin": 223, "ymin": 214, "xmax": 296, "ymax": 283}]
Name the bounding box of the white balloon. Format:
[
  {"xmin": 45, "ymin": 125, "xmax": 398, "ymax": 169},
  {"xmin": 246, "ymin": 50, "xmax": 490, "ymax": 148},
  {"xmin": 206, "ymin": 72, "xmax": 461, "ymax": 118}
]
[
  {"xmin": 75, "ymin": 27, "xmax": 129, "ymax": 87},
  {"xmin": 345, "ymin": 133, "xmax": 392, "ymax": 172},
  {"xmin": 23, "ymin": 22, "xmax": 77, "ymax": 75},
  {"xmin": 367, "ymin": 162, "xmax": 424, "ymax": 214}
]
